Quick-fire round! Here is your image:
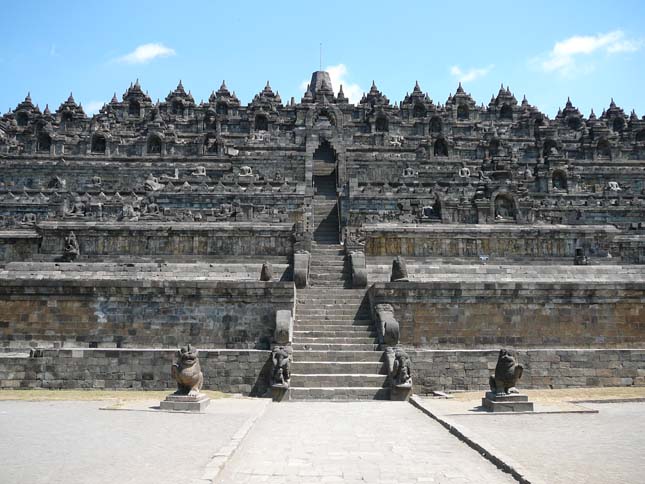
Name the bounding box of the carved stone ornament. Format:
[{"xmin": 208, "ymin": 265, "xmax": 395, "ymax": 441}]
[
  {"xmin": 489, "ymin": 348, "xmax": 524, "ymax": 395},
  {"xmin": 171, "ymin": 344, "xmax": 204, "ymax": 396}
]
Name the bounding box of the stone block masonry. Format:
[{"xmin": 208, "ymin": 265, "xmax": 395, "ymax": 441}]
[
  {"xmin": 0, "ymin": 348, "xmax": 271, "ymax": 395},
  {"xmin": 0, "ymin": 268, "xmax": 294, "ymax": 350},
  {"xmin": 408, "ymin": 349, "xmax": 645, "ymax": 393},
  {"xmin": 369, "ymin": 278, "xmax": 645, "ymax": 348}
]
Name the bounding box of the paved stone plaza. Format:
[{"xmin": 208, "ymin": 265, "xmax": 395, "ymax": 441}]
[{"xmin": 1, "ymin": 395, "xmax": 645, "ymax": 483}]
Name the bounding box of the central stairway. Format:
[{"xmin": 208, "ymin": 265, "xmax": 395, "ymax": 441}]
[{"xmin": 288, "ymin": 176, "xmax": 388, "ymax": 400}]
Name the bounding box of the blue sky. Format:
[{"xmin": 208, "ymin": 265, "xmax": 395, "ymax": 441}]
[{"xmin": 1, "ymin": 0, "xmax": 644, "ymax": 118}]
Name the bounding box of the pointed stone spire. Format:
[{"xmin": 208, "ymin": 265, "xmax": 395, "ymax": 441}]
[
  {"xmin": 111, "ymin": 92, "xmax": 118, "ymax": 103},
  {"xmin": 413, "ymin": 80, "xmax": 422, "ymax": 93},
  {"xmin": 456, "ymin": 82, "xmax": 465, "ymax": 94},
  {"xmin": 25, "ymin": 92, "xmax": 32, "ymax": 103},
  {"xmin": 43, "ymin": 104, "xmax": 51, "ymax": 115},
  {"xmin": 630, "ymin": 109, "xmax": 638, "ymax": 121},
  {"xmin": 566, "ymin": 97, "xmax": 572, "ymax": 108},
  {"xmin": 589, "ymin": 109, "xmax": 596, "ymax": 120},
  {"xmin": 610, "ymin": 97, "xmax": 616, "ymax": 108},
  {"xmin": 67, "ymin": 92, "xmax": 75, "ymax": 104},
  {"xmin": 337, "ymin": 84, "xmax": 346, "ymax": 101}
]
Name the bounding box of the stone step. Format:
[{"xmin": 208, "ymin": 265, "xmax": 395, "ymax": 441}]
[
  {"xmin": 295, "ymin": 301, "xmax": 363, "ymax": 308},
  {"xmin": 297, "ymin": 288, "xmax": 366, "ymax": 295},
  {"xmin": 294, "ymin": 320, "xmax": 373, "ymax": 328},
  {"xmin": 295, "ymin": 336, "xmax": 376, "ymax": 344},
  {"xmin": 290, "ymin": 374, "xmax": 388, "ymax": 388},
  {"xmin": 291, "ymin": 361, "xmax": 384, "ymax": 374},
  {"xmin": 293, "ymin": 328, "xmax": 375, "ymax": 337},
  {"xmin": 293, "ymin": 342, "xmax": 379, "ymax": 351},
  {"xmin": 296, "ymin": 310, "xmax": 368, "ymax": 316},
  {"xmin": 292, "ymin": 350, "xmax": 383, "ymax": 362},
  {"xmin": 288, "ymin": 387, "xmax": 390, "ymax": 401}
]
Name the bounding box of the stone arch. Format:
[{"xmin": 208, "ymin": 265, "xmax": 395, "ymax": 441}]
[
  {"xmin": 613, "ymin": 117, "xmax": 625, "ymax": 132},
  {"xmin": 636, "ymin": 129, "xmax": 645, "ymax": 142},
  {"xmin": 457, "ymin": 104, "xmax": 469, "ymax": 120},
  {"xmin": 499, "ymin": 104, "xmax": 513, "ymax": 120},
  {"xmin": 429, "ymin": 116, "xmax": 442, "ymax": 134},
  {"xmin": 313, "ymin": 138, "xmax": 337, "ymax": 178},
  {"xmin": 543, "ymin": 138, "xmax": 558, "ymax": 157},
  {"xmin": 172, "ymin": 100, "xmax": 184, "ymax": 116},
  {"xmin": 493, "ymin": 193, "xmax": 516, "ymax": 221},
  {"xmin": 552, "ymin": 170, "xmax": 567, "ymax": 190},
  {"xmin": 597, "ymin": 138, "xmax": 611, "ymax": 157},
  {"xmin": 433, "ymin": 138, "xmax": 448, "ymax": 157},
  {"xmin": 315, "ymin": 109, "xmax": 336, "ymax": 127},
  {"xmin": 255, "ymin": 114, "xmax": 269, "ymax": 131},
  {"xmin": 216, "ymin": 102, "xmax": 228, "ymax": 115},
  {"xmin": 567, "ymin": 116, "xmax": 581, "ymax": 130},
  {"xmin": 37, "ymin": 133, "xmax": 51, "ymax": 152},
  {"xmin": 91, "ymin": 134, "xmax": 107, "ymax": 154},
  {"xmin": 147, "ymin": 134, "xmax": 162, "ymax": 154},
  {"xmin": 413, "ymin": 104, "xmax": 426, "ymax": 118},
  {"xmin": 489, "ymin": 138, "xmax": 500, "ymax": 157},
  {"xmin": 375, "ymin": 116, "xmax": 388, "ymax": 132},
  {"xmin": 129, "ymin": 100, "xmax": 141, "ymax": 117},
  {"xmin": 16, "ymin": 111, "xmax": 29, "ymax": 127}
]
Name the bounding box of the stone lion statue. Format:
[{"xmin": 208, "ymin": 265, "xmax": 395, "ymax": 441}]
[
  {"xmin": 392, "ymin": 348, "xmax": 412, "ymax": 387},
  {"xmin": 171, "ymin": 344, "xmax": 203, "ymax": 396},
  {"xmin": 271, "ymin": 346, "xmax": 291, "ymax": 387},
  {"xmin": 489, "ymin": 348, "xmax": 523, "ymax": 395}
]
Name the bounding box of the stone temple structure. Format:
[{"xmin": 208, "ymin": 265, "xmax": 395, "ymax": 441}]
[{"xmin": 0, "ymin": 71, "xmax": 644, "ymax": 399}]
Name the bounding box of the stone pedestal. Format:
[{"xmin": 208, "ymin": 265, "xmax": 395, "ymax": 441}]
[
  {"xmin": 482, "ymin": 392, "xmax": 534, "ymax": 412},
  {"xmin": 271, "ymin": 384, "xmax": 289, "ymax": 402},
  {"xmin": 390, "ymin": 383, "xmax": 412, "ymax": 401},
  {"xmin": 160, "ymin": 393, "xmax": 210, "ymax": 412}
]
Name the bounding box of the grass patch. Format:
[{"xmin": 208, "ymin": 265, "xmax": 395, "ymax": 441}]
[{"xmin": 0, "ymin": 389, "xmax": 230, "ymax": 402}]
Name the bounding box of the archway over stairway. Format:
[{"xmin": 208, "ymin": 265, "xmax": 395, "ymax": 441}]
[{"xmin": 312, "ymin": 140, "xmax": 339, "ymax": 244}]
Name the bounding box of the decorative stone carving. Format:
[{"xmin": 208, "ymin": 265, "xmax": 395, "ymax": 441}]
[
  {"xmin": 144, "ymin": 174, "xmax": 164, "ymax": 192},
  {"xmin": 191, "ymin": 166, "xmax": 207, "ymax": 176},
  {"xmin": 161, "ymin": 344, "xmax": 209, "ymax": 412},
  {"xmin": 61, "ymin": 231, "xmax": 79, "ymax": 261},
  {"xmin": 170, "ymin": 344, "xmax": 204, "ymax": 396},
  {"xmin": 260, "ymin": 261, "xmax": 273, "ymax": 281},
  {"xmin": 391, "ymin": 348, "xmax": 412, "ymax": 387},
  {"xmin": 65, "ymin": 196, "xmax": 86, "ymax": 217},
  {"xmin": 483, "ymin": 349, "xmax": 533, "ymax": 412},
  {"xmin": 374, "ymin": 303, "xmax": 399, "ymax": 347},
  {"xmin": 390, "ymin": 256, "xmax": 409, "ymax": 282},
  {"xmin": 293, "ymin": 250, "xmax": 310, "ymax": 289},
  {"xmin": 239, "ymin": 165, "xmax": 253, "ymax": 177},
  {"xmin": 489, "ymin": 348, "xmax": 523, "ymax": 395},
  {"xmin": 271, "ymin": 346, "xmax": 291, "ymax": 387},
  {"xmin": 349, "ymin": 250, "xmax": 367, "ymax": 288}
]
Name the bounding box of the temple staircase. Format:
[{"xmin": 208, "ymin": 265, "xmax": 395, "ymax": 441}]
[{"xmin": 288, "ymin": 176, "xmax": 387, "ymax": 400}]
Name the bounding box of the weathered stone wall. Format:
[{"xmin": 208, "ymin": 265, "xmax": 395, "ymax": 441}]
[
  {"xmin": 369, "ymin": 279, "xmax": 645, "ymax": 348},
  {"xmin": 364, "ymin": 224, "xmax": 619, "ymax": 259},
  {"xmin": 0, "ymin": 272, "xmax": 294, "ymax": 349},
  {"xmin": 36, "ymin": 221, "xmax": 294, "ymax": 259},
  {"xmin": 0, "ymin": 232, "xmax": 40, "ymax": 262},
  {"xmin": 407, "ymin": 349, "xmax": 645, "ymax": 393},
  {"xmin": 0, "ymin": 348, "xmax": 271, "ymax": 396}
]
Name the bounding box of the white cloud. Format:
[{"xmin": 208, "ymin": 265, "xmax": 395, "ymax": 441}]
[
  {"xmin": 450, "ymin": 65, "xmax": 494, "ymax": 83},
  {"xmin": 299, "ymin": 63, "xmax": 364, "ymax": 104},
  {"xmin": 533, "ymin": 30, "xmax": 642, "ymax": 76},
  {"xmin": 84, "ymin": 101, "xmax": 105, "ymax": 115},
  {"xmin": 116, "ymin": 43, "xmax": 176, "ymax": 64}
]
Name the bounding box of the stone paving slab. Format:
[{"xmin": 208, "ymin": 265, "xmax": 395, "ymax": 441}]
[
  {"xmin": 0, "ymin": 397, "xmax": 269, "ymax": 484},
  {"xmin": 215, "ymin": 401, "xmax": 516, "ymax": 483},
  {"xmin": 414, "ymin": 396, "xmax": 645, "ymax": 484}
]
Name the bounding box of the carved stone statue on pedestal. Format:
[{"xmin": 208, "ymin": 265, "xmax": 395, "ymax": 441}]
[
  {"xmin": 483, "ymin": 349, "xmax": 533, "ymax": 412},
  {"xmin": 160, "ymin": 344, "xmax": 210, "ymax": 411}
]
